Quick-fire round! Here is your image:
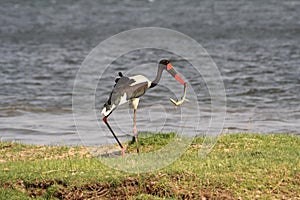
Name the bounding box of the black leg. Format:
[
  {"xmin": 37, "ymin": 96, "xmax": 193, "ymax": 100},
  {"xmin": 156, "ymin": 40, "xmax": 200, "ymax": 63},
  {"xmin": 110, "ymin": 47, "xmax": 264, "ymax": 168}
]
[{"xmin": 103, "ymin": 116, "xmax": 124, "ymax": 151}]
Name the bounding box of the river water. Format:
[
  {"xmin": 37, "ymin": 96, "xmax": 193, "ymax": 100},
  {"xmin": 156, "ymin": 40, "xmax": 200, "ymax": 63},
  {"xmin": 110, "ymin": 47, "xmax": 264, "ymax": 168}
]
[{"xmin": 0, "ymin": 0, "xmax": 299, "ymax": 145}]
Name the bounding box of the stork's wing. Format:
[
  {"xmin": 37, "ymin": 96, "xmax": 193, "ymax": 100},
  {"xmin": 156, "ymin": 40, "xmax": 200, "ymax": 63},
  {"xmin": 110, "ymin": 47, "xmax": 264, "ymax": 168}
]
[
  {"xmin": 108, "ymin": 81, "xmax": 148, "ymax": 106},
  {"xmin": 114, "ymin": 76, "xmax": 135, "ymax": 88},
  {"xmin": 130, "ymin": 82, "xmax": 149, "ymax": 98}
]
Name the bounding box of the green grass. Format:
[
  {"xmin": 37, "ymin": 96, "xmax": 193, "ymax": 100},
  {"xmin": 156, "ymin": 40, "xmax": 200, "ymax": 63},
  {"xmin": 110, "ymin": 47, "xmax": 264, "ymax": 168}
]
[{"xmin": 1, "ymin": 133, "xmax": 300, "ymax": 199}]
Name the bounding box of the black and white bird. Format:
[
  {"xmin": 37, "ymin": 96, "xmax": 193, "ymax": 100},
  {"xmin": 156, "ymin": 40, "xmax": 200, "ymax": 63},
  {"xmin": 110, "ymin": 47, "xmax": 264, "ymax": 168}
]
[{"xmin": 101, "ymin": 59, "xmax": 187, "ymax": 155}]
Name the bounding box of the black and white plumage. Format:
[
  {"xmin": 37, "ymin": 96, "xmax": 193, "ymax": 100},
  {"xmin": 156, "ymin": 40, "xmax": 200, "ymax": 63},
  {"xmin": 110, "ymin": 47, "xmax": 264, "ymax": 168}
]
[
  {"xmin": 101, "ymin": 73, "xmax": 151, "ymax": 116},
  {"xmin": 101, "ymin": 59, "xmax": 187, "ymax": 155}
]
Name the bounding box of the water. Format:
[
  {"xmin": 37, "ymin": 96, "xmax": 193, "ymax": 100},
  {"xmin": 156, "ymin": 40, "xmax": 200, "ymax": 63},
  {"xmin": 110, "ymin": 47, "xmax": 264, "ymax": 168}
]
[{"xmin": 0, "ymin": 0, "xmax": 299, "ymax": 145}]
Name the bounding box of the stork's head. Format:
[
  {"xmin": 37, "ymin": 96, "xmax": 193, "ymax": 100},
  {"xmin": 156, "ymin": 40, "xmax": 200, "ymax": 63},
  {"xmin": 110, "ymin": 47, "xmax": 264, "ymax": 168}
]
[
  {"xmin": 159, "ymin": 59, "xmax": 170, "ymax": 66},
  {"xmin": 158, "ymin": 59, "xmax": 171, "ymax": 70},
  {"xmin": 158, "ymin": 59, "xmax": 186, "ymax": 86}
]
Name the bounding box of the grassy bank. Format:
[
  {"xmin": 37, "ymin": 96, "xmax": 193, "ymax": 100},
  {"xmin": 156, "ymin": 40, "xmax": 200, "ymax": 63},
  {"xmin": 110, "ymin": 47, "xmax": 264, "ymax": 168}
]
[{"xmin": 0, "ymin": 133, "xmax": 300, "ymax": 199}]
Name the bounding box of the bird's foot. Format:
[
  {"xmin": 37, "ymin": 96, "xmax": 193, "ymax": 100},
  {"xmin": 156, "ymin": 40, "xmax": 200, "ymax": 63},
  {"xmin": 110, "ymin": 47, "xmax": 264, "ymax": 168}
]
[
  {"xmin": 121, "ymin": 147, "xmax": 126, "ymax": 156},
  {"xmin": 121, "ymin": 144, "xmax": 128, "ymax": 156}
]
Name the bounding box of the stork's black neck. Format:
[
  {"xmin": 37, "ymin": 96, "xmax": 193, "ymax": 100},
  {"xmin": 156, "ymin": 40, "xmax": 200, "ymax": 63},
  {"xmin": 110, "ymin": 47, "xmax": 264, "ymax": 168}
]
[
  {"xmin": 150, "ymin": 64, "xmax": 164, "ymax": 88},
  {"xmin": 150, "ymin": 82, "xmax": 157, "ymax": 88}
]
